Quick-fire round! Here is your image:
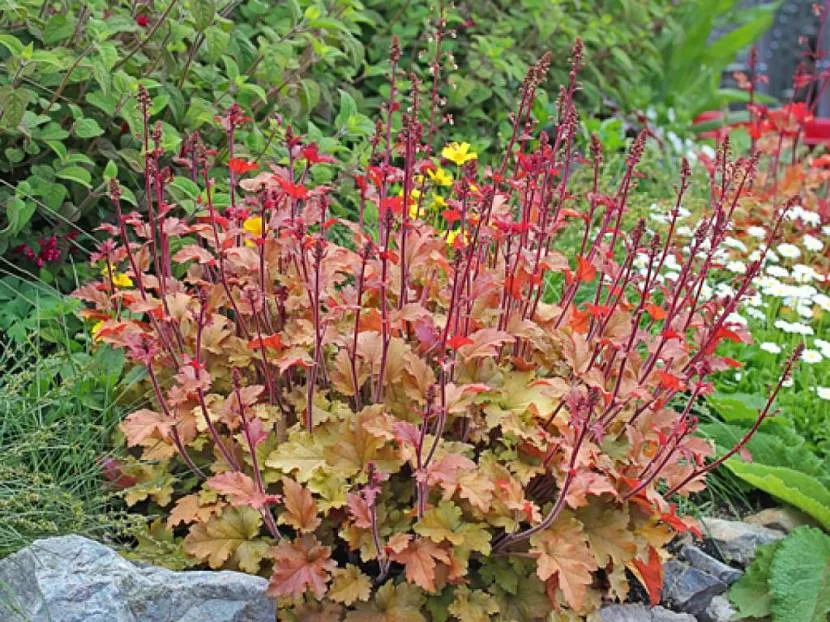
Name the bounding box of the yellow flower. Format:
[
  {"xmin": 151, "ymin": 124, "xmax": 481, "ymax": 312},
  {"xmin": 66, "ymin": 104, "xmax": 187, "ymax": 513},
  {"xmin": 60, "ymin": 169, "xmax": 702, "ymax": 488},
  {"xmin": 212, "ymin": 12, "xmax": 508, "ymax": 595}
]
[
  {"xmin": 112, "ymin": 273, "xmax": 133, "ymax": 288},
  {"xmin": 446, "ymin": 229, "xmax": 469, "ymax": 246},
  {"xmin": 431, "ymin": 194, "xmax": 447, "ymax": 209},
  {"xmin": 441, "ymin": 142, "xmax": 477, "ymax": 166},
  {"xmin": 427, "ymin": 167, "xmax": 453, "ymax": 186},
  {"xmin": 243, "ymin": 216, "xmax": 264, "ymax": 236},
  {"xmin": 91, "ymin": 321, "xmax": 105, "ymax": 340},
  {"xmin": 100, "ymin": 264, "xmax": 133, "ymax": 288},
  {"xmin": 409, "ymin": 203, "xmax": 419, "ymax": 219}
]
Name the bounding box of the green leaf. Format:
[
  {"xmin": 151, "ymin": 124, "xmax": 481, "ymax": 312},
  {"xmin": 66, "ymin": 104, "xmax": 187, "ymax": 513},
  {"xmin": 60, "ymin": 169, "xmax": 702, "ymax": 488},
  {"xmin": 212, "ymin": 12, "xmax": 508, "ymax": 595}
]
[
  {"xmin": 73, "ymin": 118, "xmax": 105, "ymax": 138},
  {"xmin": 43, "ymin": 13, "xmax": 76, "ymax": 45},
  {"xmin": 334, "ymin": 90, "xmax": 358, "ymax": 129},
  {"xmin": 56, "ymin": 166, "xmax": 92, "ymax": 188},
  {"xmin": 726, "ymin": 462, "xmax": 830, "ymax": 530},
  {"xmin": 103, "ymin": 160, "xmax": 118, "ymax": 180},
  {"xmin": 0, "ymin": 34, "xmax": 24, "ymax": 56},
  {"xmin": 192, "ymin": 0, "xmax": 216, "ymax": 31},
  {"xmin": 0, "ymin": 86, "xmax": 31, "ymax": 130},
  {"xmin": 1, "ymin": 197, "xmax": 36, "ymax": 236},
  {"xmin": 769, "ymin": 527, "xmax": 830, "ymax": 622},
  {"xmin": 729, "ymin": 540, "xmax": 780, "ymax": 619}
]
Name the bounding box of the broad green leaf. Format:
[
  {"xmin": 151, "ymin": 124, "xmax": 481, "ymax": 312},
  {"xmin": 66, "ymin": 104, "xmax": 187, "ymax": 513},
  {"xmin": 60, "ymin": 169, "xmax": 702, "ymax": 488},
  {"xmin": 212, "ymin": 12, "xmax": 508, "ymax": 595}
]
[
  {"xmin": 1, "ymin": 197, "xmax": 36, "ymax": 236},
  {"xmin": 769, "ymin": 527, "xmax": 830, "ymax": 622},
  {"xmin": 0, "ymin": 87, "xmax": 30, "ymax": 130},
  {"xmin": 192, "ymin": 0, "xmax": 216, "ymax": 31},
  {"xmin": 729, "ymin": 540, "xmax": 780, "ymax": 619},
  {"xmin": 56, "ymin": 166, "xmax": 92, "ymax": 188},
  {"xmin": 43, "ymin": 13, "xmax": 76, "ymax": 45},
  {"xmin": 726, "ymin": 462, "xmax": 830, "ymax": 530},
  {"xmin": 73, "ymin": 118, "xmax": 105, "ymax": 138}
]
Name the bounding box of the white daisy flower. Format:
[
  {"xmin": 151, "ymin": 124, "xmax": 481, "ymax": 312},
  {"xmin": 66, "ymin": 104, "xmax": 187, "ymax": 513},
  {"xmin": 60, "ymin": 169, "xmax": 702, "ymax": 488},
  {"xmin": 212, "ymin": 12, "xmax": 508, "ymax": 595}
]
[
  {"xmin": 726, "ymin": 260, "xmax": 747, "ymax": 274},
  {"xmin": 676, "ymin": 226, "xmax": 693, "ymax": 237},
  {"xmin": 782, "ymin": 377, "xmax": 794, "ymax": 388},
  {"xmin": 746, "ymin": 308, "xmax": 766, "ymax": 320},
  {"xmin": 803, "ymin": 234, "xmax": 823, "ymax": 253},
  {"xmin": 813, "ymin": 294, "xmax": 830, "ymax": 312},
  {"xmin": 766, "ymin": 265, "xmax": 789, "ymax": 279},
  {"xmin": 723, "ymin": 237, "xmax": 748, "ymax": 253},
  {"xmin": 747, "ymin": 226, "xmax": 767, "ymax": 240},
  {"xmin": 822, "ymin": 225, "xmax": 830, "ymax": 237},
  {"xmin": 759, "ymin": 342, "xmax": 782, "ymax": 354},
  {"xmin": 726, "ymin": 312, "xmax": 747, "ymax": 326},
  {"xmin": 796, "ymin": 305, "xmax": 814, "ymax": 319},
  {"xmin": 801, "ymin": 349, "xmax": 823, "ymax": 364},
  {"xmin": 777, "ymin": 243, "xmax": 801, "ymax": 259},
  {"xmin": 817, "ymin": 387, "xmax": 830, "ymax": 400}
]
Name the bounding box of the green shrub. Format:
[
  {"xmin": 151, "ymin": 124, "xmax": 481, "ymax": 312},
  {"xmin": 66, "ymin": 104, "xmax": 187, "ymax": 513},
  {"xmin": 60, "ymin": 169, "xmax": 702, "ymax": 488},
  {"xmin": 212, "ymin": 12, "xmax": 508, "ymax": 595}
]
[{"xmin": 0, "ymin": 0, "xmax": 368, "ymax": 287}]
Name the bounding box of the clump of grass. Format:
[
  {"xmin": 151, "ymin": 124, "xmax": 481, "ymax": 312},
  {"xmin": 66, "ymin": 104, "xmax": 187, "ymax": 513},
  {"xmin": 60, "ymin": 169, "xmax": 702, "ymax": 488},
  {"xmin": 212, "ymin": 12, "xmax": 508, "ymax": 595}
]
[{"xmin": 0, "ymin": 333, "xmax": 142, "ymax": 557}]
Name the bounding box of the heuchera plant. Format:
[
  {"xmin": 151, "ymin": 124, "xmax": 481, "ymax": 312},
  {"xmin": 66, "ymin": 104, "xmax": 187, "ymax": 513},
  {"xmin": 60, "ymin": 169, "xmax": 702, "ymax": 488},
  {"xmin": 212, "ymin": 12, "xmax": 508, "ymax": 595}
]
[{"xmin": 75, "ymin": 42, "xmax": 800, "ymax": 620}]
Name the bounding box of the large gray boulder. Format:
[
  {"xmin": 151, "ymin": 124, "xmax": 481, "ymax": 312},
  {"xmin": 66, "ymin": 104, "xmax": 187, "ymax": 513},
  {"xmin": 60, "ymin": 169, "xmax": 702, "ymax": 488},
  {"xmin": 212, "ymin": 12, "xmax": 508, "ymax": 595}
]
[
  {"xmin": 598, "ymin": 603, "xmax": 696, "ymax": 622},
  {"xmin": 0, "ymin": 535, "xmax": 275, "ymax": 622}
]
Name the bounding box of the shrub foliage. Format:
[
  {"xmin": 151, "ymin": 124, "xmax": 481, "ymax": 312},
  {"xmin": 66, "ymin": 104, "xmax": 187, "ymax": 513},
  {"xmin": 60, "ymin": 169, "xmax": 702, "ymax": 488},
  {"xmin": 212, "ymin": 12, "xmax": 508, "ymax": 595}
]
[{"xmin": 75, "ymin": 44, "xmax": 797, "ymax": 618}]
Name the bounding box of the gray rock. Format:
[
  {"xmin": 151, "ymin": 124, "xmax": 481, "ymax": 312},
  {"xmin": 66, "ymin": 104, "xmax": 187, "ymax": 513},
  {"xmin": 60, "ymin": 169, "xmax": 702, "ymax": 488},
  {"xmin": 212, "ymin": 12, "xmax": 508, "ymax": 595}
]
[
  {"xmin": 701, "ymin": 517, "xmax": 785, "ymax": 566},
  {"xmin": 681, "ymin": 544, "xmax": 743, "ymax": 585},
  {"xmin": 598, "ymin": 603, "xmax": 696, "ymax": 622},
  {"xmin": 701, "ymin": 594, "xmax": 738, "ymax": 622},
  {"xmin": 0, "ymin": 535, "xmax": 275, "ymax": 622},
  {"xmin": 662, "ymin": 559, "xmax": 727, "ymax": 616}
]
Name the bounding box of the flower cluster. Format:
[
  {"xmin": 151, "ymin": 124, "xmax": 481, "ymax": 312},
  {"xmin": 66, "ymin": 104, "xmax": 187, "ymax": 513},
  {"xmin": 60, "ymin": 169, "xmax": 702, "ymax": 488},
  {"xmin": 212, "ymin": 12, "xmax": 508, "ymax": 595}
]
[{"xmin": 75, "ymin": 45, "xmax": 795, "ymax": 618}]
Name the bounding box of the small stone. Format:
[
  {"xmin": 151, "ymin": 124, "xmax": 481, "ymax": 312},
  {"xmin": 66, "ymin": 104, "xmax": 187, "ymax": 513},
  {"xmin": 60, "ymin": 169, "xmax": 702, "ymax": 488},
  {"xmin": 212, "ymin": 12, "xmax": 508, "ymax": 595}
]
[
  {"xmin": 0, "ymin": 535, "xmax": 275, "ymax": 622},
  {"xmin": 701, "ymin": 594, "xmax": 738, "ymax": 622},
  {"xmin": 662, "ymin": 559, "xmax": 727, "ymax": 616},
  {"xmin": 744, "ymin": 507, "xmax": 817, "ymax": 533},
  {"xmin": 598, "ymin": 603, "xmax": 696, "ymax": 622},
  {"xmin": 701, "ymin": 517, "xmax": 785, "ymax": 566},
  {"xmin": 681, "ymin": 544, "xmax": 743, "ymax": 585}
]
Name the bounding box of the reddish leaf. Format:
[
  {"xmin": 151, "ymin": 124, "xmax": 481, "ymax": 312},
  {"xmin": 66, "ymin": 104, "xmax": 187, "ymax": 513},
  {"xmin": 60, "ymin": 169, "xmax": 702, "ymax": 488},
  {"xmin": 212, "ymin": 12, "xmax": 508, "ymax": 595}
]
[
  {"xmin": 388, "ymin": 537, "xmax": 450, "ymax": 592},
  {"xmin": 268, "ymin": 536, "xmax": 336, "ymax": 599},
  {"xmin": 630, "ymin": 546, "xmax": 663, "ymax": 606},
  {"xmin": 280, "ymin": 477, "xmax": 321, "ymax": 533},
  {"xmin": 206, "ymin": 472, "xmax": 280, "ymax": 509}
]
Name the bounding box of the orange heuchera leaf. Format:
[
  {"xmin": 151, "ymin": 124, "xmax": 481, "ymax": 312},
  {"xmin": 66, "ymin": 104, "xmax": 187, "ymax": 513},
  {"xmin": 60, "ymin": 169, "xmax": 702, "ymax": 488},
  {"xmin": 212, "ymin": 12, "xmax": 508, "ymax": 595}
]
[
  {"xmin": 279, "ymin": 477, "xmax": 321, "ymax": 533},
  {"xmin": 206, "ymin": 471, "xmax": 280, "ymax": 509},
  {"xmin": 722, "ymin": 356, "xmax": 742, "ymax": 368},
  {"xmin": 388, "ymin": 536, "xmax": 451, "ymax": 592},
  {"xmin": 268, "ymin": 535, "xmax": 336, "ymax": 599},
  {"xmin": 576, "ymin": 256, "xmax": 596, "ymax": 283},
  {"xmin": 630, "ymin": 545, "xmax": 663, "ymax": 606},
  {"xmin": 228, "ymin": 158, "xmax": 258, "ymax": 174},
  {"xmin": 346, "ymin": 492, "xmax": 373, "ymax": 528},
  {"xmin": 456, "ymin": 328, "xmax": 513, "ymax": 360},
  {"xmin": 645, "ymin": 304, "xmax": 666, "ymax": 320},
  {"xmin": 715, "ymin": 326, "xmax": 743, "ymax": 343},
  {"xmin": 530, "ymin": 516, "xmax": 598, "ymax": 611},
  {"xmin": 121, "ymin": 409, "xmax": 171, "ymax": 446}
]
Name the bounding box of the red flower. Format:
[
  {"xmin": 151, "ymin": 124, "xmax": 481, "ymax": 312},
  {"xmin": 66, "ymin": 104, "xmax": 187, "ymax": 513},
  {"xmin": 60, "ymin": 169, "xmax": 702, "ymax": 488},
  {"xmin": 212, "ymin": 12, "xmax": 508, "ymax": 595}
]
[
  {"xmin": 301, "ymin": 144, "xmax": 336, "ymax": 165},
  {"xmin": 135, "ymin": 14, "xmax": 149, "ymax": 27},
  {"xmin": 228, "ymin": 158, "xmax": 258, "ymax": 174}
]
